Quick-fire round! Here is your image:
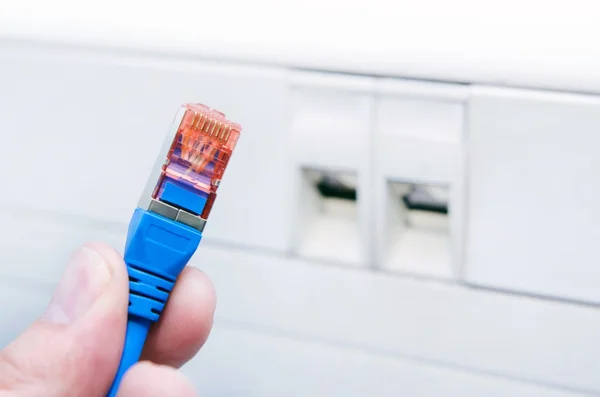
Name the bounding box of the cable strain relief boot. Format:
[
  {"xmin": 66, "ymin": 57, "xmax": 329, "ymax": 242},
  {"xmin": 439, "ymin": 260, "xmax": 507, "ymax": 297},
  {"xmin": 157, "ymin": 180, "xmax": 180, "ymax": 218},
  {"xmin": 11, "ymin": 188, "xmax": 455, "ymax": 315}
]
[{"xmin": 106, "ymin": 208, "xmax": 202, "ymax": 397}]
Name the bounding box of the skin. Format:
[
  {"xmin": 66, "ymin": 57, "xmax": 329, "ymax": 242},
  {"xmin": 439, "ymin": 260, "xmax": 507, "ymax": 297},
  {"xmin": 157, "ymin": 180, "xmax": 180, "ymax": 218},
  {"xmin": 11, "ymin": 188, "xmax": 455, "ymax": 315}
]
[{"xmin": 0, "ymin": 242, "xmax": 215, "ymax": 396}]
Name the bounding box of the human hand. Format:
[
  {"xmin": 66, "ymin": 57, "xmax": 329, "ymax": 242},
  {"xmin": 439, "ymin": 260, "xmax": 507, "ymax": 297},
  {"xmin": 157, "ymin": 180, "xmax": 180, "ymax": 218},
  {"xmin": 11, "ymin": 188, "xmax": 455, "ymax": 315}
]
[{"xmin": 0, "ymin": 242, "xmax": 216, "ymax": 396}]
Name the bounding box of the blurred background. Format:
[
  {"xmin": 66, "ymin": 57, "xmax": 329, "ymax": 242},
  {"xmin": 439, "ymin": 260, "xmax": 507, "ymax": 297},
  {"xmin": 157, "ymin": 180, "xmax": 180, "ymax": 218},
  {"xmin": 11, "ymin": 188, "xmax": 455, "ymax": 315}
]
[{"xmin": 1, "ymin": 1, "xmax": 600, "ymax": 396}]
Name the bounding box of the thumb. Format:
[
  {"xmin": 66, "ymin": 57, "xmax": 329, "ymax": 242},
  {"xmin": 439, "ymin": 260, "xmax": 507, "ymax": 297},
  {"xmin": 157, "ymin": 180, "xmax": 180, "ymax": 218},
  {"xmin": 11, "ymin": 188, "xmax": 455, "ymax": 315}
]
[{"xmin": 0, "ymin": 242, "xmax": 129, "ymax": 396}]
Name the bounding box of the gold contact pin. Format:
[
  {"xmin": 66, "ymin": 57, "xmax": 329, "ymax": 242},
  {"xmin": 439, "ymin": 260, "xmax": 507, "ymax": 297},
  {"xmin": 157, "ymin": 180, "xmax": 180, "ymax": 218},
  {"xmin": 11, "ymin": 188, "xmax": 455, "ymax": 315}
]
[
  {"xmin": 195, "ymin": 113, "xmax": 204, "ymax": 130},
  {"xmin": 203, "ymin": 118, "xmax": 212, "ymax": 134},
  {"xmin": 215, "ymin": 122, "xmax": 224, "ymax": 139},
  {"xmin": 220, "ymin": 125, "xmax": 229, "ymax": 141},
  {"xmin": 200, "ymin": 116, "xmax": 208, "ymax": 131},
  {"xmin": 225, "ymin": 126, "xmax": 234, "ymax": 141},
  {"xmin": 190, "ymin": 112, "xmax": 198, "ymax": 129}
]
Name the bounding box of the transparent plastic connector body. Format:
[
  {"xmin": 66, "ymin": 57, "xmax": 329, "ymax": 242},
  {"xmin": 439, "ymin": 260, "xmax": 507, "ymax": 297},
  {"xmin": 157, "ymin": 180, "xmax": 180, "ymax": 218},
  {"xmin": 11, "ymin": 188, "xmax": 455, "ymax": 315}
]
[{"xmin": 139, "ymin": 103, "xmax": 241, "ymax": 230}]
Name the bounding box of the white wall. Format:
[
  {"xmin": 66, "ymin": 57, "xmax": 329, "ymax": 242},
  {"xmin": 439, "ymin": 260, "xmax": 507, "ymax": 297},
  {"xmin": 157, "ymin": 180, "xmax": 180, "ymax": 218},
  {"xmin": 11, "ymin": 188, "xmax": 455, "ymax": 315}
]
[
  {"xmin": 1, "ymin": 38, "xmax": 600, "ymax": 396},
  {"xmin": 2, "ymin": 0, "xmax": 600, "ymax": 93}
]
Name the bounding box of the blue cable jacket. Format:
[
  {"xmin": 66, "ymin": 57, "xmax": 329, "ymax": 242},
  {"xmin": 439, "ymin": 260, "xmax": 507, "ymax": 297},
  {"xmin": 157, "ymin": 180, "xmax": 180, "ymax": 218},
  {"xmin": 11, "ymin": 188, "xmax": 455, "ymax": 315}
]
[
  {"xmin": 106, "ymin": 208, "xmax": 202, "ymax": 397},
  {"xmin": 106, "ymin": 317, "xmax": 151, "ymax": 397}
]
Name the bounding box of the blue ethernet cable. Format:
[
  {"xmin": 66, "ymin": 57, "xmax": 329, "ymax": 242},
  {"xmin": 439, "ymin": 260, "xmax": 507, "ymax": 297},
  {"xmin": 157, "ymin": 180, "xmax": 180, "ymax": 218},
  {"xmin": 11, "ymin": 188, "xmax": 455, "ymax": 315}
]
[{"xmin": 106, "ymin": 104, "xmax": 242, "ymax": 397}]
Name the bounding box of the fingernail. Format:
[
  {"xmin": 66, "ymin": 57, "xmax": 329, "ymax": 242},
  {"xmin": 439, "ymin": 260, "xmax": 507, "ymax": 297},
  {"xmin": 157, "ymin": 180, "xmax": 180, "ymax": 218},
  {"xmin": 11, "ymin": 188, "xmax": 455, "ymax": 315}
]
[{"xmin": 42, "ymin": 246, "xmax": 112, "ymax": 324}]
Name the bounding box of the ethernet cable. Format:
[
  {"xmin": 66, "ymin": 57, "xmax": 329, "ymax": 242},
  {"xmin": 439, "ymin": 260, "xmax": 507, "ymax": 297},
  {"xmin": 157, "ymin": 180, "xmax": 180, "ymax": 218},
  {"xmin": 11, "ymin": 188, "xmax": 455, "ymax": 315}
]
[{"xmin": 106, "ymin": 103, "xmax": 242, "ymax": 397}]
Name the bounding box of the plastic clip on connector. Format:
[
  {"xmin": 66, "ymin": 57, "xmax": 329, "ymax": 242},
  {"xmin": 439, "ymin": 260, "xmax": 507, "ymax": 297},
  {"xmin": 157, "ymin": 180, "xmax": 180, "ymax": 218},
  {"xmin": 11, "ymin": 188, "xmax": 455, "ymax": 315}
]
[{"xmin": 106, "ymin": 104, "xmax": 242, "ymax": 397}]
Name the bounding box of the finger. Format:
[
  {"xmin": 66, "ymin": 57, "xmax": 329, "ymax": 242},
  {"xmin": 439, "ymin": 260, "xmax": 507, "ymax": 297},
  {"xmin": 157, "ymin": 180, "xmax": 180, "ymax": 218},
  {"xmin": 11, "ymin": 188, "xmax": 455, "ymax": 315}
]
[
  {"xmin": 140, "ymin": 266, "xmax": 216, "ymax": 368},
  {"xmin": 0, "ymin": 242, "xmax": 129, "ymax": 396},
  {"xmin": 116, "ymin": 361, "xmax": 197, "ymax": 397}
]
